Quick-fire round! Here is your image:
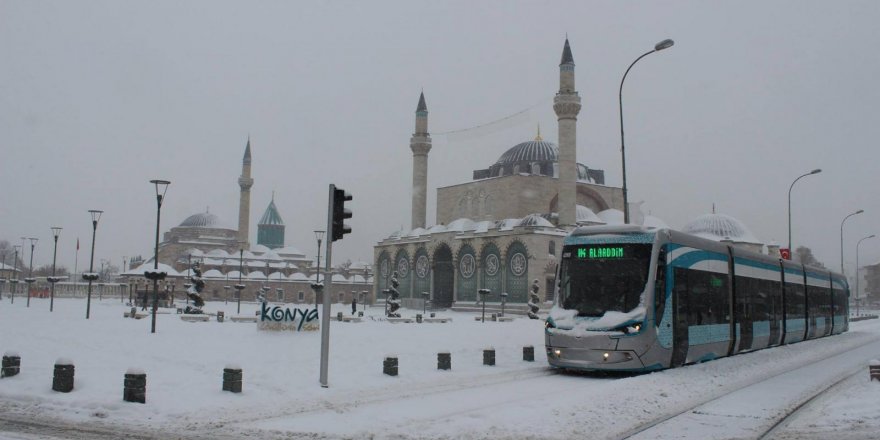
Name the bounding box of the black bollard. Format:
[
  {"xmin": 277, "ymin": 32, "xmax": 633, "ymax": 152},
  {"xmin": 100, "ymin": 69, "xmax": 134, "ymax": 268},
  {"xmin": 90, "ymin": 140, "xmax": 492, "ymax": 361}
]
[
  {"xmin": 437, "ymin": 352, "xmax": 451, "ymax": 370},
  {"xmin": 223, "ymin": 367, "xmax": 243, "ymax": 393},
  {"xmin": 337, "ymin": 311, "xmax": 343, "ymax": 322},
  {"xmin": 491, "ymin": 313, "xmax": 497, "ymax": 322},
  {"xmin": 1, "ymin": 353, "xmax": 21, "ymax": 378},
  {"xmin": 483, "ymin": 348, "xmax": 495, "ymax": 366},
  {"xmin": 130, "ymin": 307, "xmax": 136, "ymax": 318},
  {"xmin": 416, "ymin": 314, "xmax": 423, "ymax": 323},
  {"xmin": 523, "ymin": 345, "xmax": 535, "ymax": 362},
  {"xmin": 52, "ymin": 360, "xmax": 74, "ymax": 392},
  {"xmin": 383, "ymin": 356, "xmax": 398, "ymax": 376},
  {"xmin": 217, "ymin": 311, "xmax": 225, "ymax": 323},
  {"xmin": 123, "ymin": 370, "xmax": 146, "ymax": 403},
  {"xmin": 358, "ymin": 311, "xmax": 364, "ymax": 317}
]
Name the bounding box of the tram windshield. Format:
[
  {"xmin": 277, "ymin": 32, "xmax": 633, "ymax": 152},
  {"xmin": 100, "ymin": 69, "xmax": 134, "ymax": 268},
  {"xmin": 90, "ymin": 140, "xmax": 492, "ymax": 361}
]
[{"xmin": 558, "ymin": 243, "xmax": 653, "ymax": 317}]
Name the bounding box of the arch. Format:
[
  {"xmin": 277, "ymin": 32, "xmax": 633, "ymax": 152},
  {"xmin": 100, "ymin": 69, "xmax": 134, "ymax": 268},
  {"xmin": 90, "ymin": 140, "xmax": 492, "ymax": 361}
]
[
  {"xmin": 456, "ymin": 244, "xmax": 478, "ymax": 302},
  {"xmin": 376, "ymin": 250, "xmax": 391, "ymax": 295},
  {"xmin": 548, "ymin": 185, "xmax": 610, "ymax": 217},
  {"xmin": 481, "ymin": 242, "xmax": 502, "ymax": 296},
  {"xmin": 432, "ymin": 243, "xmax": 454, "ymax": 307},
  {"xmin": 505, "ymin": 241, "xmax": 530, "ymax": 302},
  {"xmin": 393, "ymin": 248, "xmax": 411, "ymax": 298},
  {"xmin": 413, "ymin": 247, "xmax": 430, "ymax": 300}
]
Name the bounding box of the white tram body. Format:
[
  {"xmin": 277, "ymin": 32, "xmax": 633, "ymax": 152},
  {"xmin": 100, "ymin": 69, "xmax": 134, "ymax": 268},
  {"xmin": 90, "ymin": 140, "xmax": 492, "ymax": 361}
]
[{"xmin": 545, "ymin": 225, "xmax": 849, "ymax": 372}]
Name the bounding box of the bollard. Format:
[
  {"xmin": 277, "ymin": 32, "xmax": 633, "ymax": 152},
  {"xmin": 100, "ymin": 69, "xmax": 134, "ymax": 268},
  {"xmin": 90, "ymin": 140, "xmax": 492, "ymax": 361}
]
[
  {"xmin": 123, "ymin": 369, "xmax": 146, "ymax": 403},
  {"xmin": 416, "ymin": 314, "xmax": 423, "ymax": 323},
  {"xmin": 430, "ymin": 312, "xmax": 436, "ymax": 318},
  {"xmin": 337, "ymin": 311, "xmax": 344, "ymax": 322},
  {"xmin": 870, "ymin": 359, "xmax": 880, "ymax": 381},
  {"xmin": 176, "ymin": 308, "xmax": 183, "ymax": 315},
  {"xmin": 52, "ymin": 359, "xmax": 74, "ymax": 393},
  {"xmin": 491, "ymin": 313, "xmax": 497, "ymax": 322},
  {"xmin": 383, "ymin": 356, "xmax": 398, "ymax": 376},
  {"xmin": 1, "ymin": 352, "xmax": 21, "ymax": 378},
  {"xmin": 217, "ymin": 311, "xmax": 225, "ymax": 323},
  {"xmin": 437, "ymin": 352, "xmax": 451, "ymax": 370},
  {"xmin": 358, "ymin": 311, "xmax": 364, "ymax": 317},
  {"xmin": 130, "ymin": 307, "xmax": 136, "ymax": 318},
  {"xmin": 223, "ymin": 366, "xmax": 243, "ymax": 393},
  {"xmin": 483, "ymin": 348, "xmax": 495, "ymax": 366},
  {"xmin": 523, "ymin": 345, "xmax": 535, "ymax": 362}
]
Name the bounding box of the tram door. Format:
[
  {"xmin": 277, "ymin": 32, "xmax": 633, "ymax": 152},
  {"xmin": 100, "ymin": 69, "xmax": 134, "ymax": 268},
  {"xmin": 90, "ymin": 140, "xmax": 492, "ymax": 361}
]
[{"xmin": 671, "ymin": 269, "xmax": 689, "ymax": 367}]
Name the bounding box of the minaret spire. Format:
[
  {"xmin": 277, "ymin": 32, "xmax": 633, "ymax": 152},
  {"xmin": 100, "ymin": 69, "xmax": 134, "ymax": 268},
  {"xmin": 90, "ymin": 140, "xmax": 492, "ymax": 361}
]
[
  {"xmin": 410, "ymin": 91, "xmax": 432, "ymax": 229},
  {"xmin": 553, "ymin": 37, "xmax": 582, "ymax": 227},
  {"xmin": 237, "ymin": 137, "xmax": 254, "ymax": 249}
]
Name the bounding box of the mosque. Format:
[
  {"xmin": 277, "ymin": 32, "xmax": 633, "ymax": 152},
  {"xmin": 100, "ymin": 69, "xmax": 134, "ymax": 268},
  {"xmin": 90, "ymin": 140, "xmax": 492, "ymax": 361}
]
[
  {"xmin": 373, "ymin": 39, "xmax": 776, "ymax": 312},
  {"xmin": 373, "ymin": 39, "xmax": 626, "ymax": 310},
  {"xmin": 124, "ymin": 139, "xmax": 372, "ymax": 305}
]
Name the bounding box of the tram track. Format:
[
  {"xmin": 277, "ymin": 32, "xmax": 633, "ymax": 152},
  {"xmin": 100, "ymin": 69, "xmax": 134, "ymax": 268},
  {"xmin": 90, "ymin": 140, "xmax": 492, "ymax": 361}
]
[{"xmin": 613, "ymin": 335, "xmax": 880, "ymax": 440}]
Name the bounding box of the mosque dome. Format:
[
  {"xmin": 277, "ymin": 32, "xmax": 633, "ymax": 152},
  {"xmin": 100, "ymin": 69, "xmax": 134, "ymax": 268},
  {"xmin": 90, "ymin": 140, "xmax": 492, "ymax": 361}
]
[
  {"xmin": 576, "ymin": 205, "xmax": 605, "ymax": 225},
  {"xmin": 682, "ymin": 213, "xmax": 762, "ymax": 244},
  {"xmin": 495, "ymin": 140, "xmax": 558, "ymax": 165},
  {"xmin": 519, "ymin": 214, "xmax": 555, "ymax": 228},
  {"xmin": 179, "ymin": 211, "xmax": 229, "ymax": 229}
]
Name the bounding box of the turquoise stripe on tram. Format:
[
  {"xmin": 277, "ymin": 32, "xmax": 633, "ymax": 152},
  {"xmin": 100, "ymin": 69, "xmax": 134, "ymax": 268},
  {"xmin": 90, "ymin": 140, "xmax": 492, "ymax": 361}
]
[{"xmin": 669, "ymin": 249, "xmax": 728, "ymax": 268}]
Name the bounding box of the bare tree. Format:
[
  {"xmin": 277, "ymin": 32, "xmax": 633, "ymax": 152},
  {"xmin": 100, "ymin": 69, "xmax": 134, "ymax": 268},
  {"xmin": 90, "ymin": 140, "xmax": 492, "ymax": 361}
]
[{"xmin": 793, "ymin": 246, "xmax": 825, "ymax": 268}]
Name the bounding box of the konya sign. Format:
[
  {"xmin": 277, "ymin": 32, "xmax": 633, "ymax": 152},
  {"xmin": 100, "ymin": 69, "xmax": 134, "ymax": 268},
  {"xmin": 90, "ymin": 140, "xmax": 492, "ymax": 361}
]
[{"xmin": 258, "ymin": 303, "xmax": 320, "ymax": 331}]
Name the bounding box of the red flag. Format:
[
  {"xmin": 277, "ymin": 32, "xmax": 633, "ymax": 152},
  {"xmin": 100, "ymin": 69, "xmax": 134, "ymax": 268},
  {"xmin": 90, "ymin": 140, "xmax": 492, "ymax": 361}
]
[{"xmin": 77, "ymin": 238, "xmax": 80, "ymax": 250}]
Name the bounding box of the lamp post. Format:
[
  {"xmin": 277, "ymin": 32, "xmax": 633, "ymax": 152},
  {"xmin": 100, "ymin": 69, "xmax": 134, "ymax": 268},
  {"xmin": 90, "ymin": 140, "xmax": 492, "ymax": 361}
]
[
  {"xmin": 25, "ymin": 237, "xmax": 38, "ymax": 307},
  {"xmin": 235, "ymin": 248, "xmax": 244, "ymax": 314},
  {"xmin": 500, "ymin": 292, "xmax": 508, "ymax": 317},
  {"xmin": 147, "ymin": 179, "xmax": 170, "ymax": 334},
  {"xmin": 10, "ymin": 245, "xmax": 20, "ymax": 303},
  {"xmin": 855, "ymin": 234, "xmax": 875, "ymax": 317},
  {"xmin": 787, "ymin": 169, "xmax": 822, "ymax": 255},
  {"xmin": 619, "ymin": 38, "xmax": 674, "ymax": 224},
  {"xmin": 48, "ymin": 227, "xmax": 62, "ymax": 312},
  {"xmin": 839, "ymin": 209, "xmax": 864, "ymax": 275},
  {"xmin": 314, "ymin": 230, "xmax": 325, "ymax": 310},
  {"xmin": 360, "ymin": 290, "xmax": 367, "ymax": 313},
  {"xmin": 83, "ymin": 210, "xmax": 103, "ymax": 318},
  {"xmin": 0, "ymin": 249, "xmax": 5, "ymax": 300},
  {"xmin": 421, "ymin": 291, "xmax": 429, "ymax": 315}
]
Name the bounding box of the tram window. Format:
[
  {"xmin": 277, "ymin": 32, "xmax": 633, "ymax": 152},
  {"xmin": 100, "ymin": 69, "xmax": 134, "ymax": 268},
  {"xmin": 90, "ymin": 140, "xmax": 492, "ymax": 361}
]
[
  {"xmin": 678, "ymin": 268, "xmax": 728, "ymax": 326},
  {"xmin": 785, "ymin": 282, "xmax": 805, "ymax": 319},
  {"xmin": 654, "ymin": 247, "xmax": 667, "ymax": 323},
  {"xmin": 734, "ymin": 276, "xmax": 753, "ymax": 320}
]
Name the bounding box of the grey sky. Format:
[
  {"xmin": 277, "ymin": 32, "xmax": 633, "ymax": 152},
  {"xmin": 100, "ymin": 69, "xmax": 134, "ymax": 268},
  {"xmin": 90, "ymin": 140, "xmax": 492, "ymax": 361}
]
[{"xmin": 1, "ymin": 0, "xmax": 878, "ymax": 277}]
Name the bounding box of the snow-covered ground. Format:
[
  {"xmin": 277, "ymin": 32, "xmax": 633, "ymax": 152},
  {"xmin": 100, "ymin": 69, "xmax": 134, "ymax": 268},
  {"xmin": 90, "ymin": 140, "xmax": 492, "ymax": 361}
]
[{"xmin": 1, "ymin": 297, "xmax": 879, "ymax": 439}]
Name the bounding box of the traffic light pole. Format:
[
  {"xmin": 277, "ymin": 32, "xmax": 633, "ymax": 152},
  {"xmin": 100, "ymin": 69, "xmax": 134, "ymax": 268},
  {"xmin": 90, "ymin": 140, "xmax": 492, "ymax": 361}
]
[{"xmin": 319, "ymin": 184, "xmax": 335, "ymax": 388}]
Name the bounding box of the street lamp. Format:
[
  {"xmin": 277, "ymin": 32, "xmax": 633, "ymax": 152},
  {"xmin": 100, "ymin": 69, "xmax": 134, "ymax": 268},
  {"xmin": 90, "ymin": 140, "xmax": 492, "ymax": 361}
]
[
  {"xmin": 235, "ymin": 248, "xmax": 244, "ymax": 314},
  {"xmin": 147, "ymin": 179, "xmax": 170, "ymax": 334},
  {"xmin": 787, "ymin": 169, "xmax": 822, "ymax": 255},
  {"xmin": 619, "ymin": 38, "xmax": 674, "ymax": 224},
  {"xmin": 855, "ymin": 234, "xmax": 875, "ymax": 317},
  {"xmin": 10, "ymin": 245, "xmax": 20, "ymax": 303},
  {"xmin": 25, "ymin": 237, "xmax": 38, "ymax": 307},
  {"xmin": 314, "ymin": 230, "xmax": 325, "ymax": 310},
  {"xmin": 83, "ymin": 210, "xmax": 103, "ymax": 318},
  {"xmin": 839, "ymin": 209, "xmax": 864, "ymax": 275},
  {"xmin": 48, "ymin": 227, "xmax": 62, "ymax": 312}
]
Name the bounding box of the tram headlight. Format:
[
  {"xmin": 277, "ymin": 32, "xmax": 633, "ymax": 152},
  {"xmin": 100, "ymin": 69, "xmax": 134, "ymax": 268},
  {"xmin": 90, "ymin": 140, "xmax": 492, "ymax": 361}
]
[
  {"xmin": 553, "ymin": 349, "xmax": 562, "ymax": 357},
  {"xmin": 603, "ymin": 352, "xmax": 610, "ymax": 361}
]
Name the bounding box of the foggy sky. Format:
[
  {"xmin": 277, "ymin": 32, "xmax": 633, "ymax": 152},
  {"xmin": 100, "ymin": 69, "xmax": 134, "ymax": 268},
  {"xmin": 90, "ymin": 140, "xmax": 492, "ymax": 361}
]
[{"xmin": 2, "ymin": 0, "xmax": 879, "ymax": 278}]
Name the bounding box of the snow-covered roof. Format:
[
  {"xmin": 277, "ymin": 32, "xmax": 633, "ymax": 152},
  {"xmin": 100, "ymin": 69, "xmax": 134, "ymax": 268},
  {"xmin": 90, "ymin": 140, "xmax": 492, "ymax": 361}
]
[
  {"xmin": 247, "ymin": 271, "xmax": 266, "ymax": 280},
  {"xmin": 407, "ymin": 227, "xmax": 427, "ymax": 238},
  {"xmin": 427, "ymin": 224, "xmax": 447, "ymax": 234},
  {"xmin": 350, "ymin": 274, "xmax": 366, "ymax": 283},
  {"xmin": 497, "ymin": 218, "xmax": 521, "ymax": 231},
  {"xmin": 576, "ymin": 205, "xmax": 605, "ymax": 225},
  {"xmin": 0, "ymin": 263, "xmax": 21, "ymax": 272},
  {"xmin": 289, "ymin": 272, "xmax": 312, "ymax": 281},
  {"xmin": 206, "ymin": 249, "xmax": 229, "ymax": 258},
  {"xmin": 446, "ymin": 218, "xmax": 476, "ymax": 233},
  {"xmin": 682, "ymin": 213, "xmax": 763, "ymax": 245},
  {"xmin": 518, "ymin": 214, "xmax": 554, "ymax": 228},
  {"xmin": 226, "ymin": 270, "xmax": 244, "ymax": 280},
  {"xmin": 250, "ymin": 244, "xmax": 272, "ymax": 254},
  {"xmin": 331, "ymin": 274, "xmax": 348, "ymax": 282},
  {"xmin": 597, "ymin": 209, "xmax": 624, "ymax": 225},
  {"xmin": 275, "ymin": 246, "xmax": 306, "ymax": 257},
  {"xmin": 268, "ymin": 271, "xmax": 285, "ymax": 280},
  {"xmin": 202, "ymin": 269, "xmax": 224, "ymax": 278},
  {"xmin": 473, "ymin": 221, "xmax": 494, "ymax": 233},
  {"xmin": 125, "ymin": 263, "xmax": 181, "ymax": 277}
]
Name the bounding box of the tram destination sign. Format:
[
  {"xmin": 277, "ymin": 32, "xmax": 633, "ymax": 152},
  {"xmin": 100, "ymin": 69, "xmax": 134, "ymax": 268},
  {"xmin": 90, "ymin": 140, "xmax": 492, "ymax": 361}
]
[{"xmin": 577, "ymin": 246, "xmax": 625, "ymax": 259}]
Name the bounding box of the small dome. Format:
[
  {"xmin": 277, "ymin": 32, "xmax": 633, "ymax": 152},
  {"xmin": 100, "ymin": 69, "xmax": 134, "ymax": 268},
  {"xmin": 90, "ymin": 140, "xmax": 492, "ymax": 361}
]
[
  {"xmin": 179, "ymin": 212, "xmax": 228, "ymax": 229},
  {"xmin": 597, "ymin": 209, "xmax": 625, "ymax": 225},
  {"xmin": 643, "ymin": 215, "xmax": 669, "ymax": 229},
  {"xmin": 251, "ymin": 244, "xmax": 271, "ymax": 254},
  {"xmin": 682, "ymin": 213, "xmax": 762, "ymax": 244},
  {"xmin": 497, "ymin": 218, "xmax": 521, "ymax": 231},
  {"xmin": 289, "ymin": 272, "xmax": 311, "ymax": 281},
  {"xmin": 519, "ymin": 214, "xmax": 554, "ymax": 228},
  {"xmin": 202, "ymin": 269, "xmax": 224, "ymax": 278},
  {"xmin": 206, "ymin": 249, "xmax": 229, "ymax": 258},
  {"xmin": 427, "ymin": 224, "xmax": 447, "ymax": 234},
  {"xmin": 495, "ymin": 140, "xmax": 558, "ymax": 165},
  {"xmin": 407, "ymin": 228, "xmax": 427, "ymax": 237},
  {"xmin": 446, "ymin": 218, "xmax": 477, "ymax": 232},
  {"xmin": 576, "ymin": 205, "xmax": 605, "ymax": 225}
]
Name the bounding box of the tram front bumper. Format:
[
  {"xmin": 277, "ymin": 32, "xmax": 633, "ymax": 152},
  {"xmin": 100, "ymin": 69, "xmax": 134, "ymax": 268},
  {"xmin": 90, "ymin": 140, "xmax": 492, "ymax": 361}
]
[{"xmin": 546, "ymin": 346, "xmax": 644, "ymax": 371}]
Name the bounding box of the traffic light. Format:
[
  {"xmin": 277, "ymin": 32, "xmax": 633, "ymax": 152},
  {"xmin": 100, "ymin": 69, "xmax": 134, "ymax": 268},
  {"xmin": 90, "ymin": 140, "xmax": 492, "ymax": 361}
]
[{"xmin": 331, "ymin": 185, "xmax": 352, "ymax": 241}]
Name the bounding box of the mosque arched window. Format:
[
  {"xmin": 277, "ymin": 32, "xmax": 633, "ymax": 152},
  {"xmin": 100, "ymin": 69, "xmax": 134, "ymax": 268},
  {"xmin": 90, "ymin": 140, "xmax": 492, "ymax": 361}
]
[{"xmin": 549, "ymin": 240, "xmax": 556, "ymax": 256}]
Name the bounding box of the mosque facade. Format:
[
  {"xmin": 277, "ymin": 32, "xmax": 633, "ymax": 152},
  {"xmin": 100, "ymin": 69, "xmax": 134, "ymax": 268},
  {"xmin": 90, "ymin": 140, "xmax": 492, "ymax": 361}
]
[{"xmin": 373, "ymin": 40, "xmax": 625, "ymax": 310}]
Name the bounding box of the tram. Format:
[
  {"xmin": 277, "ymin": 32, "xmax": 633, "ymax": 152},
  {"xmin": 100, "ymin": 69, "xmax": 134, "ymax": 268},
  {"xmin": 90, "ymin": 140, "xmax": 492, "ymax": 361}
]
[{"xmin": 545, "ymin": 225, "xmax": 849, "ymax": 372}]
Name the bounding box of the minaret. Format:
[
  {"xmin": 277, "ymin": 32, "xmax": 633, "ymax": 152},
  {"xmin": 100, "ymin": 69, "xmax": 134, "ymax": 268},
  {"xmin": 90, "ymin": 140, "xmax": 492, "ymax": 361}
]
[
  {"xmin": 237, "ymin": 138, "xmax": 254, "ymax": 249},
  {"xmin": 553, "ymin": 38, "xmax": 581, "ymax": 227},
  {"xmin": 410, "ymin": 91, "xmax": 432, "ymax": 229}
]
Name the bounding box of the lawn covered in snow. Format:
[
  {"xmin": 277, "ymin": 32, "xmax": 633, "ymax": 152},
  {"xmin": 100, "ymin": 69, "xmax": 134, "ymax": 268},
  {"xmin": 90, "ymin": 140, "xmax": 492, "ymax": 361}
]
[{"xmin": 1, "ymin": 297, "xmax": 879, "ymax": 439}]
